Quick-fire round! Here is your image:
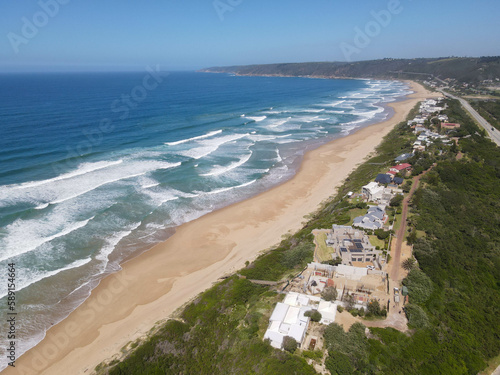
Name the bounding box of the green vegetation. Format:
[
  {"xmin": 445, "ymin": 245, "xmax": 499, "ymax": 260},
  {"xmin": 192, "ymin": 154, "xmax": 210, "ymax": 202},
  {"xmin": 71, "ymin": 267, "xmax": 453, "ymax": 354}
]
[
  {"xmin": 401, "ymin": 257, "xmax": 416, "ymax": 271},
  {"xmin": 108, "ymin": 277, "xmax": 316, "ymax": 374},
  {"xmin": 202, "ymin": 56, "xmax": 500, "ymax": 83},
  {"xmin": 321, "ymin": 286, "xmax": 338, "ymax": 302},
  {"xmin": 107, "ymin": 98, "xmax": 499, "ymax": 374},
  {"xmin": 366, "ymin": 299, "xmax": 387, "ymax": 318},
  {"xmin": 389, "ymin": 194, "xmax": 404, "ymax": 207},
  {"xmin": 282, "ymin": 336, "xmax": 298, "ymax": 353},
  {"xmin": 470, "ymin": 99, "xmax": 500, "ymax": 130},
  {"xmin": 368, "ymin": 235, "xmax": 385, "ymax": 249},
  {"xmin": 314, "ymin": 231, "xmax": 333, "ymax": 262},
  {"xmin": 304, "ymin": 310, "xmax": 322, "ymax": 322}
]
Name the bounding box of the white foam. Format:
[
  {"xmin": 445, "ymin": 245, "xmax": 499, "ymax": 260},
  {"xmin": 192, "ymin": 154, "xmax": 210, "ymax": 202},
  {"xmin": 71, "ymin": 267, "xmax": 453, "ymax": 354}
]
[
  {"xmin": 0, "ymin": 160, "xmax": 181, "ymax": 208},
  {"xmin": 276, "ymin": 149, "xmax": 283, "ymax": 162},
  {"xmin": 247, "ymin": 134, "xmax": 291, "ymax": 142},
  {"xmin": 299, "ymin": 108, "xmax": 325, "ymax": 113},
  {"xmin": 96, "ymin": 222, "xmax": 142, "ymax": 266},
  {"xmin": 49, "ymin": 172, "xmax": 147, "ymax": 205},
  {"xmin": 203, "ymin": 179, "xmax": 257, "ymax": 196},
  {"xmin": 165, "ymin": 130, "xmax": 223, "ymax": 146},
  {"xmin": 35, "ymin": 203, "xmax": 49, "ymax": 210},
  {"xmin": 142, "ymin": 182, "xmax": 160, "ymax": 189},
  {"xmin": 177, "ymin": 133, "xmax": 249, "ymax": 160},
  {"xmin": 246, "ymin": 116, "xmax": 267, "ymax": 122},
  {"xmin": 6, "ymin": 160, "xmax": 124, "ymax": 190},
  {"xmin": 200, "ymin": 151, "xmax": 253, "ymax": 177},
  {"xmin": 0, "ymin": 257, "xmax": 92, "ymax": 300},
  {"xmin": 267, "ymin": 118, "xmax": 290, "ymax": 128},
  {"xmin": 0, "ymin": 216, "xmax": 95, "ymax": 263}
]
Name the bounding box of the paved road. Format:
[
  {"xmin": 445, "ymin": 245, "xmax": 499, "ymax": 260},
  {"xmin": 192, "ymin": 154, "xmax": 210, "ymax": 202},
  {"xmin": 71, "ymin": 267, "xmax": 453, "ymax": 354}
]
[{"xmin": 440, "ymin": 90, "xmax": 500, "ymax": 146}]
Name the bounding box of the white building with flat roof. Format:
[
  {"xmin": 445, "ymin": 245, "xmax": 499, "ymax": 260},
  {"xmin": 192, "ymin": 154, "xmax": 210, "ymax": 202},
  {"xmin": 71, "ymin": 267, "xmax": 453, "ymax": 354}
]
[{"xmin": 264, "ymin": 302, "xmax": 311, "ymax": 349}]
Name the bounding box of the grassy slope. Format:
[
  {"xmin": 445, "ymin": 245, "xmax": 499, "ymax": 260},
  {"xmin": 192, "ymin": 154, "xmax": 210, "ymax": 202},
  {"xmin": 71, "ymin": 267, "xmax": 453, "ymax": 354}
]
[{"xmin": 104, "ymin": 100, "xmax": 500, "ymax": 375}]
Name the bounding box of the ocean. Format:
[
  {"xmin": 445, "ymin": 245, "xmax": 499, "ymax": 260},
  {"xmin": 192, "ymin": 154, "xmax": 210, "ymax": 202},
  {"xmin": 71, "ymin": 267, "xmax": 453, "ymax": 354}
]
[{"xmin": 0, "ymin": 71, "xmax": 411, "ymax": 367}]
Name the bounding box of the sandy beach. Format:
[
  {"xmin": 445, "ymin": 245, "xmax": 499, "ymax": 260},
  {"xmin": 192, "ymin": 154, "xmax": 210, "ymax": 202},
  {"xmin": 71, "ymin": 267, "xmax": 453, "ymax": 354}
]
[{"xmin": 4, "ymin": 81, "xmax": 440, "ymax": 375}]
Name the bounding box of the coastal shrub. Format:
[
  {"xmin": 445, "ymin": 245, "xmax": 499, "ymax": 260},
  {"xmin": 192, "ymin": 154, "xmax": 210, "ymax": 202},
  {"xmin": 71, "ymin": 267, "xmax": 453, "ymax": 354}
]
[
  {"xmin": 301, "ymin": 350, "xmax": 323, "ymax": 361},
  {"xmin": 366, "ymin": 299, "xmax": 384, "ymax": 317},
  {"xmin": 389, "ymin": 194, "xmax": 404, "ymax": 207},
  {"xmin": 304, "ymin": 310, "xmax": 322, "ymax": 322},
  {"xmin": 402, "ymin": 268, "xmax": 433, "ymax": 305},
  {"xmin": 281, "ymin": 242, "xmax": 314, "ymax": 269},
  {"xmin": 374, "ymin": 229, "xmax": 390, "ymax": 240},
  {"xmin": 404, "ymin": 304, "xmax": 429, "ymax": 329},
  {"xmin": 324, "ymin": 323, "xmax": 368, "ymax": 371},
  {"xmin": 325, "ymin": 351, "xmax": 354, "ymax": 375},
  {"xmin": 282, "ymin": 336, "xmax": 298, "ymax": 353},
  {"xmin": 321, "ymin": 286, "xmax": 338, "ymax": 301}
]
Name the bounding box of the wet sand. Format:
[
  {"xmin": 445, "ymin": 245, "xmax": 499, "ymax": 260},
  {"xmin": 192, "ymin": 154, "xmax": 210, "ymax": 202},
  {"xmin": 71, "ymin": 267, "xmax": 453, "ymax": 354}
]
[{"xmin": 3, "ymin": 81, "xmax": 441, "ymax": 375}]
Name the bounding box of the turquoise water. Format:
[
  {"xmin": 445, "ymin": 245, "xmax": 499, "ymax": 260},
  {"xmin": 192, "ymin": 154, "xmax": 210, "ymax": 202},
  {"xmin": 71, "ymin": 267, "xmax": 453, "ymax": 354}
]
[{"xmin": 0, "ymin": 71, "xmax": 411, "ymax": 365}]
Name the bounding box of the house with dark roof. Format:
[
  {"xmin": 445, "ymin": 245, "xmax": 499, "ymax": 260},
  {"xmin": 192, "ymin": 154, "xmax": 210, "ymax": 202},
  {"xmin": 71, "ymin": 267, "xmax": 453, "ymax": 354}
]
[
  {"xmin": 326, "ymin": 225, "xmax": 381, "ymax": 266},
  {"xmin": 392, "ymin": 177, "xmax": 404, "ymax": 185},
  {"xmin": 375, "ymin": 174, "xmax": 392, "ymax": 185}
]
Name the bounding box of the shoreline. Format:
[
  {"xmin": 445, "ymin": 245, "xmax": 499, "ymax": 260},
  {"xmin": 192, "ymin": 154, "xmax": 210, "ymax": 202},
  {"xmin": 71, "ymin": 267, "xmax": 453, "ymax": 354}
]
[{"xmin": 3, "ymin": 81, "xmax": 440, "ymax": 375}]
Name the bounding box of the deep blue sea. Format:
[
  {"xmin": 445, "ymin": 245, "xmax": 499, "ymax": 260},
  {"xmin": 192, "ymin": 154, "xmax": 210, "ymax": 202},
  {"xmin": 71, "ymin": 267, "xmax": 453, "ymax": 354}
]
[{"xmin": 0, "ymin": 71, "xmax": 411, "ymax": 366}]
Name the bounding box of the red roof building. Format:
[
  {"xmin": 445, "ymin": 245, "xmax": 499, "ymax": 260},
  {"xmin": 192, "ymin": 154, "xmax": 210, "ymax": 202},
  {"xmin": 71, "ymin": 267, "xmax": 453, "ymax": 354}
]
[{"xmin": 389, "ymin": 163, "xmax": 412, "ymax": 173}]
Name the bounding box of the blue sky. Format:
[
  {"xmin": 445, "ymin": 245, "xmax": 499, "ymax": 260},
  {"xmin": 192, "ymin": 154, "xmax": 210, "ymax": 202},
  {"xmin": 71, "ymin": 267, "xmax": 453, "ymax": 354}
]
[{"xmin": 1, "ymin": 0, "xmax": 499, "ymax": 72}]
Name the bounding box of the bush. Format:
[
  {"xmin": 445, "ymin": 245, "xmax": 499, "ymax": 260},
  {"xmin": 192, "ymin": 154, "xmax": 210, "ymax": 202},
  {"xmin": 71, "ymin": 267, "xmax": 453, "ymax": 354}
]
[
  {"xmin": 404, "ymin": 304, "xmax": 429, "ymax": 328},
  {"xmin": 390, "ymin": 194, "xmax": 404, "ymax": 207},
  {"xmin": 337, "ymin": 305, "xmax": 344, "ymax": 313},
  {"xmin": 402, "ymin": 268, "xmax": 433, "ymax": 304},
  {"xmin": 344, "ymin": 294, "xmax": 355, "ymax": 310},
  {"xmin": 402, "ymin": 257, "xmax": 416, "ymax": 271},
  {"xmin": 349, "ymin": 309, "xmax": 358, "ymax": 317},
  {"xmin": 367, "ymin": 299, "xmax": 383, "ymax": 316},
  {"xmin": 282, "ymin": 336, "xmax": 298, "ymax": 353},
  {"xmin": 281, "ymin": 242, "xmax": 314, "ymax": 269},
  {"xmin": 358, "ymin": 307, "xmax": 365, "ymax": 317},
  {"xmin": 374, "ymin": 229, "xmax": 390, "ymax": 240},
  {"xmin": 321, "ymin": 286, "xmax": 338, "ymax": 301},
  {"xmin": 302, "ymin": 350, "xmax": 323, "ymax": 361},
  {"xmin": 304, "ymin": 310, "xmax": 322, "ymax": 322}
]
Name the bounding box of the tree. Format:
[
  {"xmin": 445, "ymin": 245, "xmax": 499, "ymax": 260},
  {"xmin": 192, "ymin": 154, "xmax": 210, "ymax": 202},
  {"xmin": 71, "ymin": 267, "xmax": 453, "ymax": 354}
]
[
  {"xmin": 304, "ymin": 310, "xmax": 322, "ymax": 322},
  {"xmin": 282, "ymin": 336, "xmax": 298, "ymax": 353},
  {"xmin": 374, "ymin": 229, "xmax": 390, "ymax": 240},
  {"xmin": 390, "ymin": 194, "xmax": 404, "ymax": 207},
  {"xmin": 402, "ymin": 180, "xmax": 413, "ymax": 193},
  {"xmin": 321, "ymin": 286, "xmax": 338, "ymax": 302},
  {"xmin": 367, "ymin": 299, "xmax": 382, "ymax": 316},
  {"xmin": 344, "ymin": 294, "xmax": 355, "ymax": 310},
  {"xmin": 407, "ymin": 229, "xmax": 418, "ymax": 245},
  {"xmin": 402, "ymin": 257, "xmax": 416, "ymax": 271}
]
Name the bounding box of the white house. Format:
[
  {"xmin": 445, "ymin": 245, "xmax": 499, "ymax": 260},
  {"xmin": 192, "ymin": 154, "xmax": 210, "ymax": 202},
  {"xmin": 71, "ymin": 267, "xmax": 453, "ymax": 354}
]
[
  {"xmin": 318, "ymin": 300, "xmax": 337, "ymax": 325},
  {"xmin": 362, "ymin": 182, "xmax": 385, "ymax": 201},
  {"xmin": 264, "ymin": 302, "xmax": 311, "ymax": 349}
]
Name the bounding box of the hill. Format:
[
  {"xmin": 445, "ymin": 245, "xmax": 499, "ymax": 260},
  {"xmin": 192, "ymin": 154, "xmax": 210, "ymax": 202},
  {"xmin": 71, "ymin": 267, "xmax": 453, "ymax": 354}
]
[{"xmin": 200, "ymin": 57, "xmax": 500, "ymax": 83}]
